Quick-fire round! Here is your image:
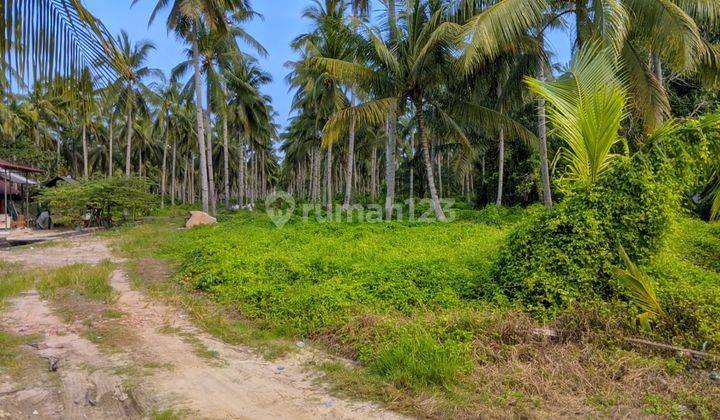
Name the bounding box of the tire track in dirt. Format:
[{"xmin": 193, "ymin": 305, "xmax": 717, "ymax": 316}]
[
  {"xmin": 0, "ymin": 290, "xmax": 142, "ymax": 419},
  {"xmin": 0, "ymin": 236, "xmax": 406, "ymax": 419}
]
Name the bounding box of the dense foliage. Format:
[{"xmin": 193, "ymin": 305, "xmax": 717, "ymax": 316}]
[
  {"xmin": 39, "ymin": 177, "xmax": 156, "ymax": 226},
  {"xmin": 492, "ymin": 157, "xmax": 673, "ymax": 316}
]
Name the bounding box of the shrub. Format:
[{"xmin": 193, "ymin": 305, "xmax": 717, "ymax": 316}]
[
  {"xmin": 492, "ymin": 157, "xmax": 673, "ymax": 316},
  {"xmin": 642, "ymin": 114, "xmax": 720, "ymax": 216},
  {"xmin": 39, "ymin": 177, "xmax": 156, "ymax": 226}
]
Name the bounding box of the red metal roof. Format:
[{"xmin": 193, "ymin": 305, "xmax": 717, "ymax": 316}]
[{"xmin": 0, "ymin": 159, "xmax": 44, "ymax": 174}]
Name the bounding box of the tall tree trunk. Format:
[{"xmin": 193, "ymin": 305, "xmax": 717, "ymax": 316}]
[
  {"xmin": 108, "ymin": 117, "xmax": 113, "ymax": 177},
  {"xmin": 223, "ymin": 109, "xmax": 230, "ymax": 209},
  {"xmin": 326, "ymin": 144, "xmax": 333, "ymax": 212},
  {"xmin": 183, "ymin": 156, "xmax": 188, "ymax": 204},
  {"xmin": 192, "ymin": 32, "xmax": 210, "ymax": 213},
  {"xmin": 370, "ymin": 146, "xmax": 378, "ymax": 201},
  {"xmin": 385, "ymin": 114, "xmax": 397, "ymax": 219},
  {"xmin": 309, "ymin": 147, "xmax": 317, "ymax": 202},
  {"xmin": 537, "ymin": 62, "xmax": 553, "ymax": 208},
  {"xmin": 437, "ymin": 150, "xmax": 443, "ymax": 199},
  {"xmin": 575, "ymin": 0, "xmax": 588, "ymax": 50},
  {"xmin": 415, "ymin": 97, "xmax": 446, "ymax": 221},
  {"xmin": 171, "ymin": 138, "xmax": 177, "ymax": 206},
  {"xmin": 496, "ymin": 82, "xmax": 505, "ymax": 207},
  {"xmin": 82, "ymin": 123, "xmax": 88, "ymax": 178},
  {"xmin": 125, "ymin": 104, "xmax": 133, "ymax": 177},
  {"xmin": 312, "ymin": 144, "xmax": 321, "ymax": 203},
  {"xmin": 160, "ymin": 114, "xmax": 169, "ymax": 209},
  {"xmin": 409, "ymin": 135, "xmax": 415, "ymax": 207},
  {"xmin": 343, "ymin": 115, "xmax": 356, "ymax": 211},
  {"xmin": 238, "ymin": 133, "xmax": 245, "ymax": 205},
  {"xmin": 205, "ymin": 101, "xmax": 216, "ymax": 215}
]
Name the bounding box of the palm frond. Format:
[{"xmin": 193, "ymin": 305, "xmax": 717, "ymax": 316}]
[
  {"xmin": 460, "ymin": 0, "xmax": 547, "ymax": 73},
  {"xmin": 619, "ymin": 42, "xmax": 670, "ymax": 132},
  {"xmin": 1, "ymin": 0, "xmax": 118, "ymax": 83},
  {"xmin": 525, "ymin": 43, "xmax": 627, "ymax": 184},
  {"xmin": 592, "ymin": 0, "xmax": 629, "ymax": 53},
  {"xmin": 611, "ymin": 246, "xmax": 664, "ymax": 330},
  {"xmin": 322, "ymin": 97, "xmax": 397, "ymax": 147}
]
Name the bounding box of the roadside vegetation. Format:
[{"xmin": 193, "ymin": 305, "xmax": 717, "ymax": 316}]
[{"xmin": 3, "ymin": 0, "xmax": 720, "ymax": 418}]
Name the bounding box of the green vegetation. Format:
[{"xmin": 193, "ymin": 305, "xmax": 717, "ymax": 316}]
[
  {"xmin": 37, "ymin": 262, "xmax": 116, "ymax": 305},
  {"xmin": 114, "ymin": 207, "xmax": 720, "ymax": 417},
  {"xmin": 39, "ymin": 177, "xmax": 156, "ymax": 226},
  {"xmin": 3, "ymin": 0, "xmax": 720, "ymax": 418},
  {"xmin": 493, "ymin": 157, "xmax": 673, "ymax": 316}
]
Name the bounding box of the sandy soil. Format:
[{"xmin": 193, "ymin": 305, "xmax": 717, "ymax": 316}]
[
  {"xmin": 1, "ymin": 236, "xmax": 124, "ymax": 268},
  {"xmin": 0, "ymin": 236, "xmax": 404, "ymax": 420}
]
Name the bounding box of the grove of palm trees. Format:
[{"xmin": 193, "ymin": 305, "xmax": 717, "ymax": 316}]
[{"xmin": 1, "ymin": 0, "xmax": 720, "ymax": 418}]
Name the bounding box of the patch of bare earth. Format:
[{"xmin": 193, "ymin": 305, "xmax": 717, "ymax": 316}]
[{"xmin": 0, "ymin": 236, "xmax": 405, "ymax": 419}]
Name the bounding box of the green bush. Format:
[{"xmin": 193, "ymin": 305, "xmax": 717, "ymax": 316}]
[
  {"xmin": 642, "ymin": 114, "xmax": 720, "ymax": 215},
  {"xmin": 39, "ymin": 177, "xmax": 156, "ymax": 226},
  {"xmin": 492, "ymin": 157, "xmax": 673, "ymax": 316}
]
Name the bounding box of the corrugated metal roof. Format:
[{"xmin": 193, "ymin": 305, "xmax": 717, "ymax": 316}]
[
  {"xmin": 0, "ymin": 159, "xmax": 44, "ymax": 174},
  {"xmin": 0, "ymin": 171, "xmax": 38, "ymax": 185}
]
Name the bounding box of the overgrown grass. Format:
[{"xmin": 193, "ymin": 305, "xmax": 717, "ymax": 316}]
[
  {"xmin": 114, "ymin": 209, "xmax": 720, "ymax": 418},
  {"xmin": 37, "ymin": 261, "xmax": 116, "ymax": 305},
  {"xmin": 0, "ymin": 265, "xmax": 34, "ymax": 309}
]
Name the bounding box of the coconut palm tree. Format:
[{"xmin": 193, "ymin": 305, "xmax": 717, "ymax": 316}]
[
  {"xmin": 136, "ymin": 0, "xmax": 255, "ymax": 213},
  {"xmin": 109, "ymin": 31, "xmax": 162, "ymax": 177},
  {"xmin": 319, "ymin": 0, "xmax": 538, "ymax": 220}
]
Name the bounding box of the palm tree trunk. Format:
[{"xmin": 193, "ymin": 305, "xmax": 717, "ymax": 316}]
[
  {"xmin": 222, "ymin": 112, "xmax": 230, "ymax": 209},
  {"xmin": 409, "ymin": 135, "xmax": 415, "ymax": 207},
  {"xmin": 82, "ymin": 123, "xmax": 88, "ymax": 178},
  {"xmin": 171, "ymin": 138, "xmax": 176, "ymax": 206},
  {"xmin": 192, "ymin": 32, "xmax": 210, "ymax": 213},
  {"xmin": 238, "ymin": 133, "xmax": 246, "ymax": 205},
  {"xmin": 385, "ymin": 114, "xmax": 397, "ymax": 219},
  {"xmin": 537, "ymin": 63, "xmax": 553, "ymax": 208},
  {"xmin": 205, "ymin": 106, "xmax": 216, "ymax": 215},
  {"xmin": 437, "ymin": 150, "xmax": 443, "ymax": 199},
  {"xmin": 575, "ymin": 0, "xmax": 588, "ymax": 50},
  {"xmin": 183, "ymin": 156, "xmax": 188, "ymax": 204},
  {"xmin": 326, "ymin": 144, "xmax": 333, "ymax": 212},
  {"xmin": 415, "ymin": 97, "xmax": 446, "ymax": 221},
  {"xmin": 343, "ymin": 115, "xmax": 356, "ymax": 211},
  {"xmin": 160, "ymin": 116, "xmax": 169, "ymax": 209},
  {"xmin": 108, "ymin": 117, "xmax": 113, "ymax": 177},
  {"xmin": 496, "ymin": 82, "xmax": 505, "ymax": 207},
  {"xmin": 125, "ymin": 104, "xmax": 133, "ymax": 177},
  {"xmin": 370, "ymin": 146, "xmax": 378, "ymax": 201}
]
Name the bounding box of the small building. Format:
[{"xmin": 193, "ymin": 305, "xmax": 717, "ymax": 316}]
[{"xmin": 0, "ymin": 159, "xmax": 44, "ymax": 229}]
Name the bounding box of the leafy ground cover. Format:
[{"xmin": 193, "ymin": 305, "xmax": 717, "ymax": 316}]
[{"xmin": 114, "ymin": 208, "xmax": 720, "ymax": 418}]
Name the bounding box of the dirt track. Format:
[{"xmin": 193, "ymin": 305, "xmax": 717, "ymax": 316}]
[{"xmin": 0, "ymin": 237, "xmax": 404, "ymax": 419}]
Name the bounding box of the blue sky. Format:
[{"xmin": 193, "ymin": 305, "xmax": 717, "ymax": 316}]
[{"xmin": 87, "ymin": 1, "xmax": 574, "ymax": 132}]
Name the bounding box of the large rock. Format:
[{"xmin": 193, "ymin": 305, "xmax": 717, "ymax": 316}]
[{"xmin": 185, "ymin": 211, "xmax": 217, "ymax": 229}]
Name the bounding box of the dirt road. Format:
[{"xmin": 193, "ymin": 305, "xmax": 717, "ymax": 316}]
[{"xmin": 0, "ymin": 237, "xmax": 404, "ymax": 419}]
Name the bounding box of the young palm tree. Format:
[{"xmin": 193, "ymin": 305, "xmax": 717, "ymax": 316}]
[{"xmin": 525, "ymin": 43, "xmax": 627, "ymax": 185}]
